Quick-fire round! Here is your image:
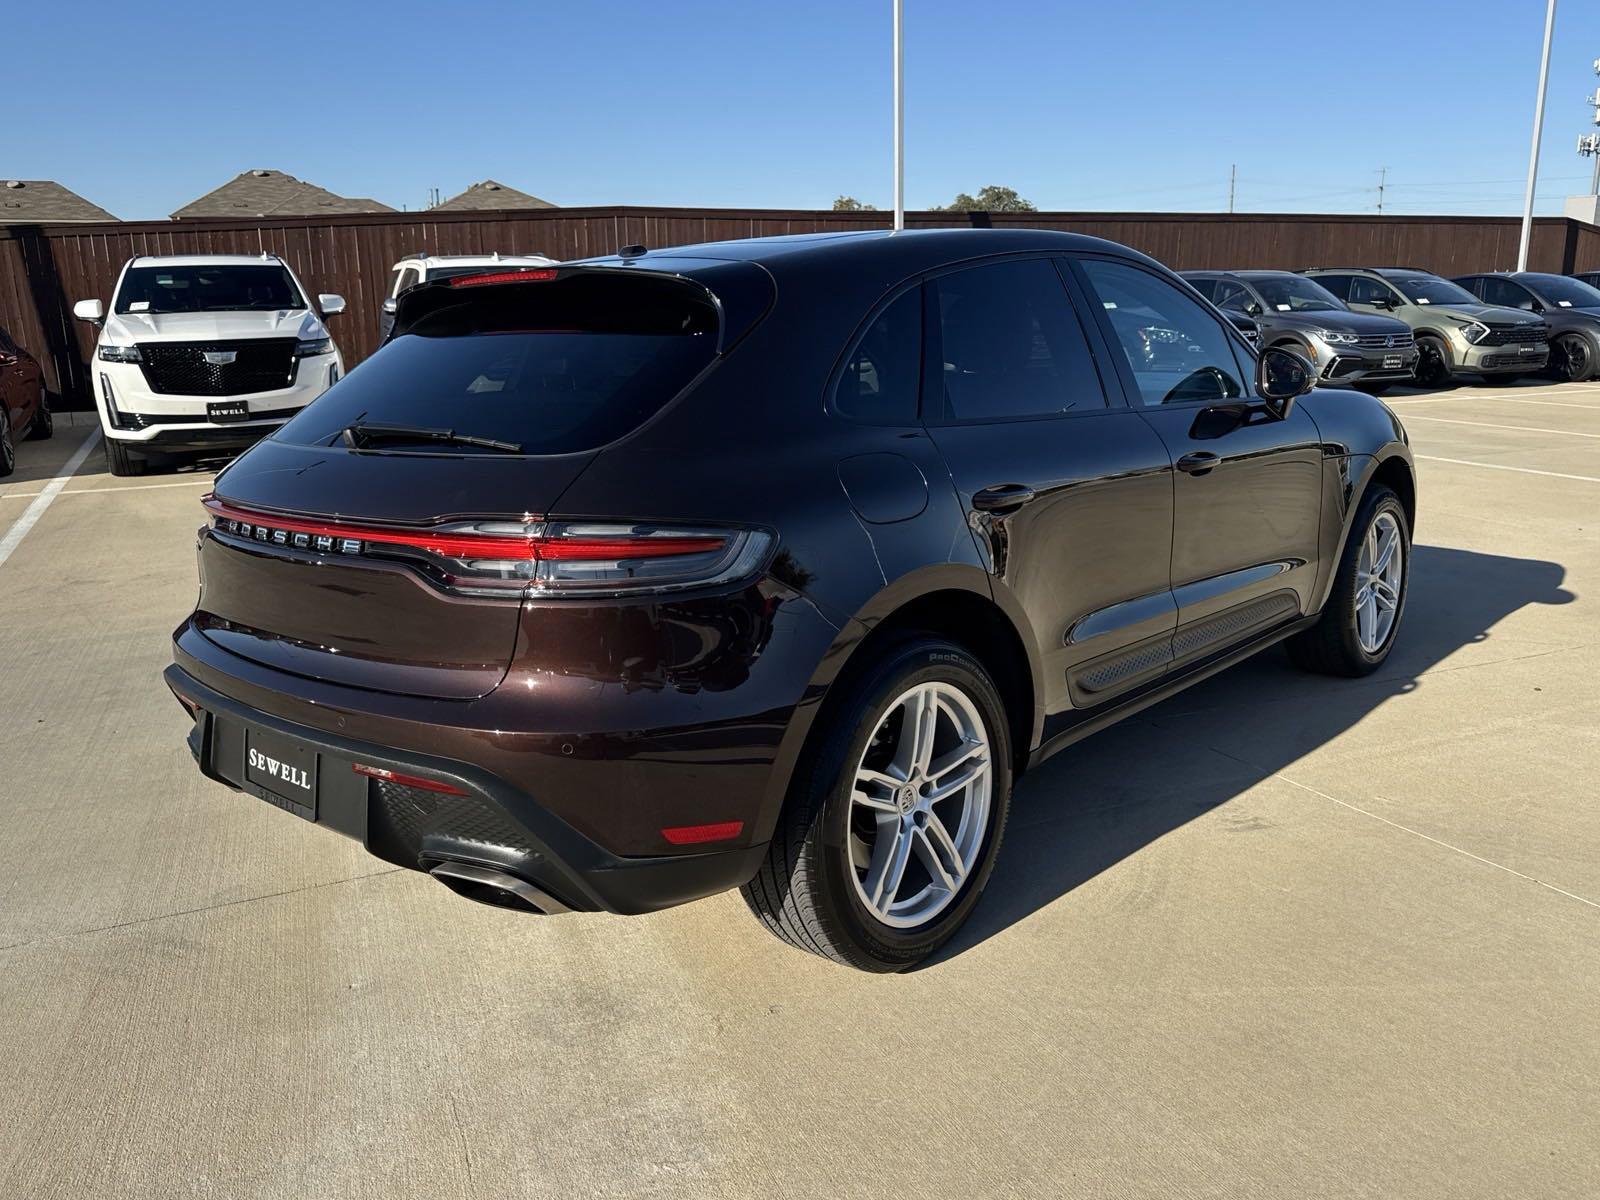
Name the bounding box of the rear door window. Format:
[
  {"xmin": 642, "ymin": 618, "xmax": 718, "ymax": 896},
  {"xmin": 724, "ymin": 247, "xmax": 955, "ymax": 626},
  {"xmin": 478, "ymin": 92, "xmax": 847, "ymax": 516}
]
[
  {"xmin": 1347, "ymin": 276, "xmax": 1401, "ymax": 306},
  {"xmin": 1210, "ymin": 280, "xmax": 1256, "ymax": 314},
  {"xmin": 277, "ymin": 272, "xmax": 720, "ymax": 456},
  {"xmin": 1310, "ymin": 274, "xmax": 1353, "ymax": 301},
  {"xmin": 930, "ymin": 258, "xmax": 1108, "ymax": 421}
]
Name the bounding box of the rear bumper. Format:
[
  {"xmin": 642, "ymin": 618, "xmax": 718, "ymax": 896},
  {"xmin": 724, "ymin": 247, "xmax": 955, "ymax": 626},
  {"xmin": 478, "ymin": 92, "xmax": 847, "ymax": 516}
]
[{"xmin": 165, "ymin": 663, "xmax": 770, "ymax": 915}]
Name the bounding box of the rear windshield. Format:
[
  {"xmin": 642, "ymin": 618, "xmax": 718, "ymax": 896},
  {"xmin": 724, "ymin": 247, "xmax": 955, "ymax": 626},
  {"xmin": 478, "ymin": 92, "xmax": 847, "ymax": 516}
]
[
  {"xmin": 115, "ymin": 264, "xmax": 303, "ymax": 314},
  {"xmin": 276, "ymin": 272, "xmax": 719, "ymax": 456}
]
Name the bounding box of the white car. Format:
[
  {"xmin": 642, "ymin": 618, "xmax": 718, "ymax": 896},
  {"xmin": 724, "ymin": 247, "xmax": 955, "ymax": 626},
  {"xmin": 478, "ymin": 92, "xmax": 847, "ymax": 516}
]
[
  {"xmin": 379, "ymin": 253, "xmax": 558, "ymax": 338},
  {"xmin": 73, "ymin": 254, "xmax": 345, "ymax": 476}
]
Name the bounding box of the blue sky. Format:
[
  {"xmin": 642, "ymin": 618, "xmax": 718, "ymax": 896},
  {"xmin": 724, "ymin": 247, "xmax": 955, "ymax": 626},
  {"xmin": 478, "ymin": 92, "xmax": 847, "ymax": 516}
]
[{"xmin": 13, "ymin": 0, "xmax": 1600, "ymax": 220}]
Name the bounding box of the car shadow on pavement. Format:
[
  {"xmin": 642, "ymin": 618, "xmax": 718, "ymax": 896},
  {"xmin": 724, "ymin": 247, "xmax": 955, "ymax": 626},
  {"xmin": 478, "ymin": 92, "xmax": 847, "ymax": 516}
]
[{"xmin": 926, "ymin": 544, "xmax": 1575, "ymax": 968}]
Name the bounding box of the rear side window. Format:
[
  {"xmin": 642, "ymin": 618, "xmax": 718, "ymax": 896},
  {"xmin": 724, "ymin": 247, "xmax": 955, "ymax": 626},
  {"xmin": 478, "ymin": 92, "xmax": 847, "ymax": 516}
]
[
  {"xmin": 932, "ymin": 258, "xmax": 1107, "ymax": 421},
  {"xmin": 277, "ymin": 273, "xmax": 718, "ymax": 456},
  {"xmin": 1348, "ymin": 276, "xmax": 1400, "ymax": 305},
  {"xmin": 834, "ymin": 288, "xmax": 922, "ymax": 423},
  {"xmin": 1311, "ymin": 273, "xmax": 1352, "ymax": 301}
]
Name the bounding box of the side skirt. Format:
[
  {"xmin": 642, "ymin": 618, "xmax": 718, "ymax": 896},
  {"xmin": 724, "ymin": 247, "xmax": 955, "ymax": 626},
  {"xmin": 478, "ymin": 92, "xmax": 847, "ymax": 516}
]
[{"xmin": 1030, "ymin": 612, "xmax": 1319, "ymax": 769}]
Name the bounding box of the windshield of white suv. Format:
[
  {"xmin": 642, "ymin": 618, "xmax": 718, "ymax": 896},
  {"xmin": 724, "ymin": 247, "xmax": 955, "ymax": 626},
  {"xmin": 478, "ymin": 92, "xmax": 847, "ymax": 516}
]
[
  {"xmin": 1247, "ymin": 275, "xmax": 1346, "ymax": 313},
  {"xmin": 114, "ymin": 265, "xmax": 304, "ymax": 314},
  {"xmin": 1391, "ymin": 276, "xmax": 1478, "ymax": 307}
]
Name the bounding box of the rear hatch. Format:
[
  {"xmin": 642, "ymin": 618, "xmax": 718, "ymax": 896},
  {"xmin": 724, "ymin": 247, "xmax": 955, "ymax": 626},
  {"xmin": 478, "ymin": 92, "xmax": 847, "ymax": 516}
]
[{"xmin": 196, "ymin": 263, "xmax": 769, "ymax": 700}]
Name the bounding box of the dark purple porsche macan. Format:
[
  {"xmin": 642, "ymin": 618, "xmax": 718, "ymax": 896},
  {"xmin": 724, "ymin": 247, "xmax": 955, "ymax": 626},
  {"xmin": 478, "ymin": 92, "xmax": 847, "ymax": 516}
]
[{"xmin": 167, "ymin": 230, "xmax": 1415, "ymax": 971}]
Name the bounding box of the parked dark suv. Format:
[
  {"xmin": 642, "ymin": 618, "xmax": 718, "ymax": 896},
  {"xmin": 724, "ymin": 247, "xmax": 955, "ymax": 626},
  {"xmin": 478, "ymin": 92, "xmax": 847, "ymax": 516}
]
[
  {"xmin": 166, "ymin": 230, "xmax": 1415, "ymax": 971},
  {"xmin": 1184, "ymin": 270, "xmax": 1417, "ymax": 393},
  {"xmin": 1452, "ymin": 271, "xmax": 1600, "ymax": 382}
]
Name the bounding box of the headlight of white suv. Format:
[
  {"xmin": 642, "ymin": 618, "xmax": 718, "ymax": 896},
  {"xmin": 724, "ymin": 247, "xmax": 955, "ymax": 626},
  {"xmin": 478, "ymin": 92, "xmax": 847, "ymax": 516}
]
[
  {"xmin": 1456, "ymin": 321, "xmax": 1490, "ymax": 345},
  {"xmin": 97, "ymin": 344, "xmax": 142, "ymax": 363},
  {"xmin": 294, "ymin": 337, "xmax": 333, "ymax": 357}
]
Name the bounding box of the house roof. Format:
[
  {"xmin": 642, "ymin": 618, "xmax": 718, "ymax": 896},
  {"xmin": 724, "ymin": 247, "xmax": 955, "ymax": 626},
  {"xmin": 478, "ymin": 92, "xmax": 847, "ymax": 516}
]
[
  {"xmin": 171, "ymin": 169, "xmax": 395, "ymax": 219},
  {"xmin": 0, "ymin": 180, "xmax": 117, "ymax": 224},
  {"xmin": 431, "ymin": 179, "xmax": 556, "ymax": 212}
]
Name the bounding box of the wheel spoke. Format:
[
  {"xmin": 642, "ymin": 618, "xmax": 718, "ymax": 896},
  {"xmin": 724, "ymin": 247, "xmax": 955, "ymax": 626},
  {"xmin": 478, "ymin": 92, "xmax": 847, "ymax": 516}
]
[
  {"xmin": 853, "ymin": 767, "xmax": 904, "ymax": 813},
  {"xmin": 913, "ymin": 815, "xmax": 966, "ymax": 894},
  {"xmin": 1357, "ymin": 594, "xmax": 1376, "ymax": 648},
  {"xmin": 1373, "ymin": 579, "xmax": 1399, "ymax": 609},
  {"xmin": 891, "ymin": 687, "xmax": 938, "ymax": 778},
  {"xmin": 1373, "ymin": 527, "xmax": 1396, "ymax": 575},
  {"xmin": 865, "ymin": 824, "xmax": 913, "ymax": 913}
]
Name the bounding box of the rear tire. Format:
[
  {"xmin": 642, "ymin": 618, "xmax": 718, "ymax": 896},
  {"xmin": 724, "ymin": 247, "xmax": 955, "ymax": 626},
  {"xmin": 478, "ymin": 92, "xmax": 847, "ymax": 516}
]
[
  {"xmin": 26, "ymin": 386, "xmax": 52, "ymax": 440},
  {"xmin": 104, "ymin": 436, "xmax": 146, "ymax": 477},
  {"xmin": 1412, "ymin": 335, "xmax": 1452, "ymax": 389},
  {"xmin": 741, "ymin": 637, "xmax": 1013, "ymax": 971},
  {"xmin": 1550, "ymin": 333, "xmax": 1596, "ymax": 383},
  {"xmin": 1288, "ymin": 484, "xmax": 1409, "ymax": 677},
  {"xmin": 0, "ymin": 409, "xmax": 14, "ymax": 478}
]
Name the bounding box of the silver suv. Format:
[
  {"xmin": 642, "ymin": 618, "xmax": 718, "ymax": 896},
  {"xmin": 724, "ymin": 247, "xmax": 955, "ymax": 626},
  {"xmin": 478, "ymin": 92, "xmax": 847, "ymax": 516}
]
[{"xmin": 1304, "ymin": 268, "xmax": 1548, "ymax": 388}]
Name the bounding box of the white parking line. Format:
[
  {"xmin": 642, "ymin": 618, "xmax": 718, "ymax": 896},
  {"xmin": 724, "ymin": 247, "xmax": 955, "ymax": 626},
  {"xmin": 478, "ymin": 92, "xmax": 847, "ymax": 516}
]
[
  {"xmin": 1399, "ymin": 414, "xmax": 1600, "ymax": 439},
  {"xmin": 1389, "ymin": 393, "xmax": 1600, "ymax": 410},
  {"xmin": 0, "ymin": 428, "xmax": 101, "ymax": 569},
  {"xmin": 1416, "ymin": 455, "xmax": 1600, "ymax": 483},
  {"xmin": 0, "ymin": 478, "xmax": 215, "ymax": 502}
]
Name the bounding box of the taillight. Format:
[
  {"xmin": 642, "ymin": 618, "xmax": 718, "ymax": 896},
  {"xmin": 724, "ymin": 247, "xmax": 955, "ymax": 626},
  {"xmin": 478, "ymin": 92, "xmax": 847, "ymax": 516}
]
[
  {"xmin": 449, "ymin": 269, "xmax": 560, "ymax": 287},
  {"xmin": 202, "ymin": 497, "xmax": 773, "ymax": 598}
]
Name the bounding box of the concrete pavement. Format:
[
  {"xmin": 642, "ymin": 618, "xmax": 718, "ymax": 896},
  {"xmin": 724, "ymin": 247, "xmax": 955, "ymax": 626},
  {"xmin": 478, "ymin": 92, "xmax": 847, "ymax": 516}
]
[{"xmin": 1, "ymin": 387, "xmax": 1596, "ymax": 1198}]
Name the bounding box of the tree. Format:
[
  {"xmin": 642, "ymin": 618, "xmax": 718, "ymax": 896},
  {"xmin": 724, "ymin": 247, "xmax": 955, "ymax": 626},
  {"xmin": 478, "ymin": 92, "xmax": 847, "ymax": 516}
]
[
  {"xmin": 832, "ymin": 195, "xmax": 877, "ymax": 211},
  {"xmin": 934, "ymin": 185, "xmax": 1037, "ymax": 213}
]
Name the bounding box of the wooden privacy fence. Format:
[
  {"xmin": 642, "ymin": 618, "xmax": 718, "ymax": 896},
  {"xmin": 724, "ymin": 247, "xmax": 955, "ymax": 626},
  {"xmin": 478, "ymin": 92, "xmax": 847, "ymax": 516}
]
[{"xmin": 6, "ymin": 205, "xmax": 1600, "ymax": 407}]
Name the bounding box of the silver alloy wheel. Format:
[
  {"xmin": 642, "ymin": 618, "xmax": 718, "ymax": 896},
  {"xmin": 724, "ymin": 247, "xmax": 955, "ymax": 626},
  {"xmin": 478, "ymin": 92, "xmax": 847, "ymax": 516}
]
[
  {"xmin": 847, "ymin": 681, "xmax": 993, "ymax": 929},
  {"xmin": 1354, "ymin": 511, "xmax": 1403, "ymax": 654}
]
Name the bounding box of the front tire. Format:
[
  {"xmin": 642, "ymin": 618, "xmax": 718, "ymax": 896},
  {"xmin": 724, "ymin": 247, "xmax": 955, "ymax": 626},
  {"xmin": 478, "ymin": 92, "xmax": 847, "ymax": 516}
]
[
  {"xmin": 741, "ymin": 637, "xmax": 1013, "ymax": 971},
  {"xmin": 1550, "ymin": 333, "xmax": 1596, "ymax": 383},
  {"xmin": 103, "ymin": 436, "xmax": 146, "ymax": 477},
  {"xmin": 26, "ymin": 386, "xmax": 52, "ymax": 440},
  {"xmin": 1413, "ymin": 335, "xmax": 1452, "ymax": 389},
  {"xmin": 0, "ymin": 408, "xmax": 14, "ymax": 477},
  {"xmin": 1288, "ymin": 484, "xmax": 1409, "ymax": 677}
]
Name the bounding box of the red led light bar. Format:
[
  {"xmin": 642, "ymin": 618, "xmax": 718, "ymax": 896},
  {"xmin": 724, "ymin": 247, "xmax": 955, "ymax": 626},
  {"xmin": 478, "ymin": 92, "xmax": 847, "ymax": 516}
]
[
  {"xmin": 660, "ymin": 820, "xmax": 745, "ymax": 846},
  {"xmin": 449, "ymin": 269, "xmax": 560, "ymax": 287},
  {"xmin": 352, "ymin": 763, "xmax": 467, "ymax": 796},
  {"xmin": 203, "ymin": 497, "xmax": 724, "ymax": 563}
]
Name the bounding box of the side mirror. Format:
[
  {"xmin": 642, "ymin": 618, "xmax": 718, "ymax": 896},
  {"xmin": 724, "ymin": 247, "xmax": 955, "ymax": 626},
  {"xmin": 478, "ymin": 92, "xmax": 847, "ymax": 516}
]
[
  {"xmin": 381, "ymin": 298, "xmax": 398, "ymax": 316},
  {"xmin": 1371, "ymin": 296, "xmax": 1397, "ymax": 311},
  {"xmin": 1257, "ymin": 345, "xmax": 1315, "ymax": 418},
  {"xmin": 318, "ymin": 293, "xmax": 346, "ymax": 317},
  {"xmin": 73, "ymin": 298, "xmax": 104, "ymax": 322},
  {"xmin": 1244, "ymin": 302, "xmax": 1264, "ymax": 317}
]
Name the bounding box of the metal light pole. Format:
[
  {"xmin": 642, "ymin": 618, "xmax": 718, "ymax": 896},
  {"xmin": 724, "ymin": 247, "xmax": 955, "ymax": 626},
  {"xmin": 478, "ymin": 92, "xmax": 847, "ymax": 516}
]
[
  {"xmin": 893, "ymin": 0, "xmax": 904, "ymax": 230},
  {"xmin": 1518, "ymin": 0, "xmax": 1558, "ymax": 271}
]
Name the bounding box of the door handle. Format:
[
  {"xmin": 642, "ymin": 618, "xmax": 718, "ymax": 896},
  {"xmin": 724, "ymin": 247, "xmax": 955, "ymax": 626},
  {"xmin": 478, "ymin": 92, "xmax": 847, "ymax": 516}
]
[
  {"xmin": 971, "ymin": 483, "xmax": 1036, "ymax": 513},
  {"xmin": 1176, "ymin": 451, "xmax": 1220, "ymax": 476}
]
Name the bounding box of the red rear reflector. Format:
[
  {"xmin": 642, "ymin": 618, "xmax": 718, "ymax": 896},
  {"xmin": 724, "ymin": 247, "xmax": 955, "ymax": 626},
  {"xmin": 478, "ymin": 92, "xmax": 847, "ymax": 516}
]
[
  {"xmin": 352, "ymin": 763, "xmax": 467, "ymax": 796},
  {"xmin": 660, "ymin": 820, "xmax": 744, "ymax": 846},
  {"xmin": 449, "ymin": 269, "xmax": 559, "ymax": 287}
]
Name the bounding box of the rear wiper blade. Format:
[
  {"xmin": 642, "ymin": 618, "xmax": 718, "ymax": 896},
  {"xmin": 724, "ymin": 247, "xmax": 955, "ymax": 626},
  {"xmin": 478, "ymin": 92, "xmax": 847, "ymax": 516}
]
[{"xmin": 340, "ymin": 422, "xmax": 523, "ymax": 454}]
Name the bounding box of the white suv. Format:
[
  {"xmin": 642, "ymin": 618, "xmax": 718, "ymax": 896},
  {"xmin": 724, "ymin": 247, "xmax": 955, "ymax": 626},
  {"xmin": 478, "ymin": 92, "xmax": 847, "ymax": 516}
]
[
  {"xmin": 379, "ymin": 253, "xmax": 557, "ymax": 339},
  {"xmin": 73, "ymin": 254, "xmax": 345, "ymax": 476}
]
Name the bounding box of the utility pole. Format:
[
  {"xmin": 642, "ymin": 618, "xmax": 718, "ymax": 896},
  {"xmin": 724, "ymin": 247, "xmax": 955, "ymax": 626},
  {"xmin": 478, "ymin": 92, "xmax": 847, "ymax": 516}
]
[
  {"xmin": 1228, "ymin": 164, "xmax": 1236, "ymax": 214},
  {"xmin": 1377, "ymin": 166, "xmax": 1387, "ymax": 215},
  {"xmin": 1518, "ymin": 0, "xmax": 1558, "ymax": 272},
  {"xmin": 892, "ymin": 0, "xmax": 904, "ymax": 231},
  {"xmin": 1583, "ymin": 60, "xmax": 1600, "ymax": 193}
]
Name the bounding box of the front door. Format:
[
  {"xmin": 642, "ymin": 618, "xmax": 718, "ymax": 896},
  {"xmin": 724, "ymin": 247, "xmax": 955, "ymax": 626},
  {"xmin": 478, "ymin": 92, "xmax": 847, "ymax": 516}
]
[
  {"xmin": 922, "ymin": 257, "xmax": 1177, "ymax": 715},
  {"xmin": 1071, "ymin": 255, "xmax": 1325, "ymax": 668}
]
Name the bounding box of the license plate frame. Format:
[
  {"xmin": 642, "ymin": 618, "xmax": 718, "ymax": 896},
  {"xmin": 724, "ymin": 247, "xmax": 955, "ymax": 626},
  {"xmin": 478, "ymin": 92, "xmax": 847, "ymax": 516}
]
[
  {"xmin": 1518, "ymin": 343, "xmax": 1541, "ymax": 356},
  {"xmin": 1382, "ymin": 354, "xmax": 1403, "ymax": 369},
  {"xmin": 207, "ymin": 400, "xmax": 251, "ymax": 423},
  {"xmin": 244, "ymin": 726, "xmax": 318, "ymax": 820}
]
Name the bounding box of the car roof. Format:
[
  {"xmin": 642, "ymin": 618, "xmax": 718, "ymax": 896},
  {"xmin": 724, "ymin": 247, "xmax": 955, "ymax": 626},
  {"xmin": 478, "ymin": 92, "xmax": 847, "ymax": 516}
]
[
  {"xmin": 128, "ymin": 254, "xmax": 285, "ymax": 268},
  {"xmin": 573, "ymin": 227, "xmax": 1160, "ymax": 281}
]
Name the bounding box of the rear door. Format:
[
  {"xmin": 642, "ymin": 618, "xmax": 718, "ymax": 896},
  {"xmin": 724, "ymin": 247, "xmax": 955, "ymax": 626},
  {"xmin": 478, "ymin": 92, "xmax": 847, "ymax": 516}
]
[
  {"xmin": 923, "ymin": 256, "xmax": 1177, "ymax": 714},
  {"xmin": 1071, "ymin": 255, "xmax": 1325, "ymax": 666}
]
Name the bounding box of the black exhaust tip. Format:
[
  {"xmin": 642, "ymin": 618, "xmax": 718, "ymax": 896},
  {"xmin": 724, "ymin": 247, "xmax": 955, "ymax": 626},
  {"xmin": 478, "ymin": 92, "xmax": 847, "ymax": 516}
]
[{"xmin": 428, "ymin": 861, "xmax": 571, "ymax": 915}]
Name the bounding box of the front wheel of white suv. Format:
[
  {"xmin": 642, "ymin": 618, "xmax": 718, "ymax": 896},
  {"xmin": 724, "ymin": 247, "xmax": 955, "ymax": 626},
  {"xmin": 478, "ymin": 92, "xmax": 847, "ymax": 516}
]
[
  {"xmin": 103, "ymin": 437, "xmax": 147, "ymax": 477},
  {"xmin": 742, "ymin": 637, "xmax": 1013, "ymax": 971}
]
